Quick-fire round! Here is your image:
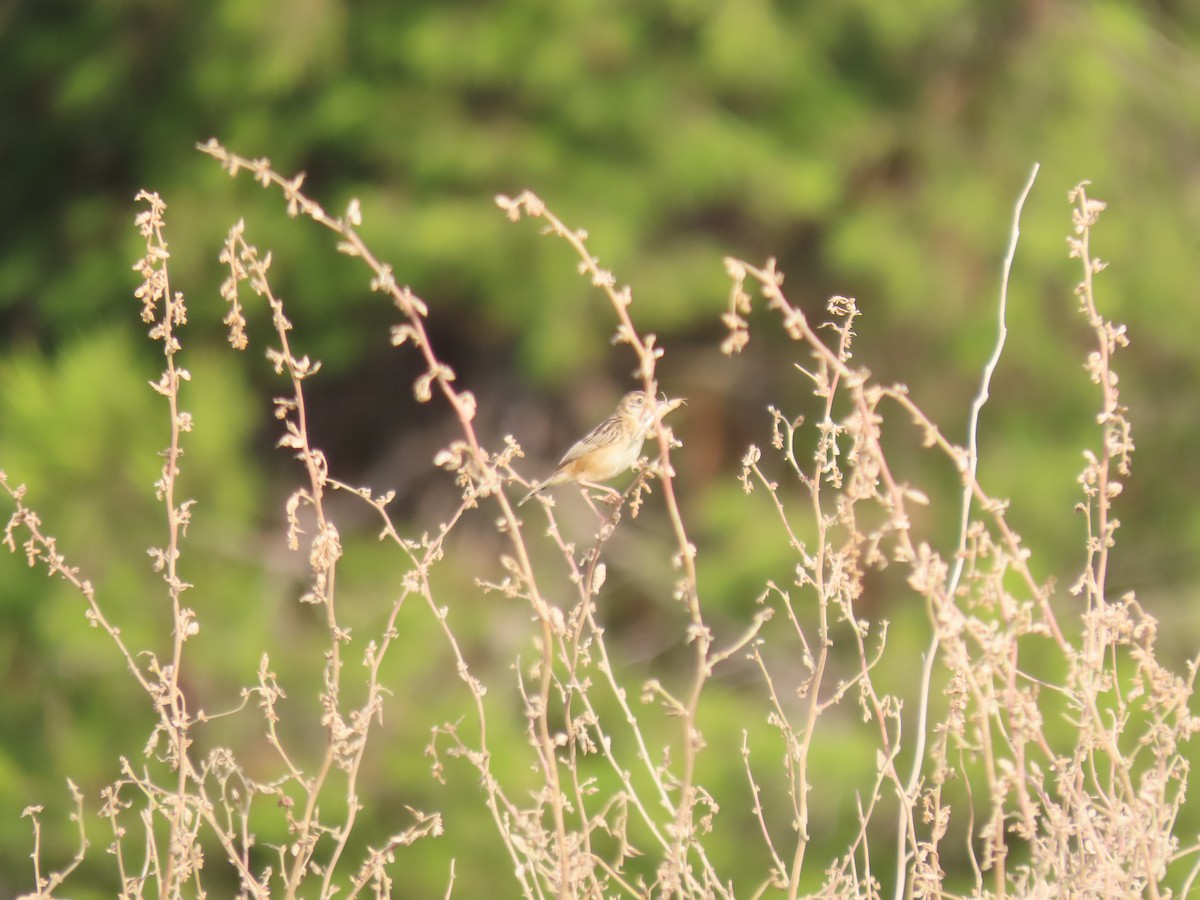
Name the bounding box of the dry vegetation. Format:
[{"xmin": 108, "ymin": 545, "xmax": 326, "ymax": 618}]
[{"xmin": 5, "ymin": 142, "xmax": 1199, "ymax": 898}]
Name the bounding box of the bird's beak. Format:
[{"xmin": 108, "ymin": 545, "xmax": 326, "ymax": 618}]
[{"xmin": 654, "ymin": 395, "xmax": 686, "ymax": 419}]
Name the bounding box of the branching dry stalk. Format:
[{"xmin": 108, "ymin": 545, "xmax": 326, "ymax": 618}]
[
  {"xmin": 496, "ymin": 190, "xmax": 729, "ymax": 897},
  {"xmin": 6, "ymin": 192, "xmax": 268, "ymax": 899},
  {"xmin": 720, "ymin": 179, "xmax": 1200, "ymax": 898},
  {"xmin": 5, "ymin": 147, "xmax": 1198, "ymax": 900}
]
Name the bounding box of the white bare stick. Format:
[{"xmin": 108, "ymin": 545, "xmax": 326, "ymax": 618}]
[{"xmin": 894, "ymin": 162, "xmax": 1040, "ymax": 900}]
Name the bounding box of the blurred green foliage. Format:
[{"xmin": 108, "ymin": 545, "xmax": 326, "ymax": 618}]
[{"xmin": 3, "ymin": 0, "xmax": 1200, "ymax": 894}]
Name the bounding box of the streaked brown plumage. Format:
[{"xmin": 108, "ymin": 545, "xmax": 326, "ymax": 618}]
[{"xmin": 519, "ymin": 391, "xmax": 681, "ymax": 506}]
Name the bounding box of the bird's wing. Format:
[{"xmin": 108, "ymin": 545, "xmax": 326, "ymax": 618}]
[{"xmin": 554, "ymin": 416, "xmax": 618, "ymax": 469}]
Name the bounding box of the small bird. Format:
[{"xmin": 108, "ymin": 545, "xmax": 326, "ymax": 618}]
[{"xmin": 519, "ymin": 391, "xmax": 682, "ymax": 506}]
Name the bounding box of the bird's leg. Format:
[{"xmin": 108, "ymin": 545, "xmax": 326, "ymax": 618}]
[
  {"xmin": 576, "ymin": 481, "xmax": 622, "ymax": 517},
  {"xmin": 580, "ymin": 481, "xmax": 623, "ymax": 503}
]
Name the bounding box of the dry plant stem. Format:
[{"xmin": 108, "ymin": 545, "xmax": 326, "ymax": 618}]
[
  {"xmin": 784, "ymin": 392, "xmax": 838, "ymax": 894},
  {"xmin": 1, "ymin": 482, "xmax": 158, "ymax": 701},
  {"xmin": 339, "ymin": 480, "xmax": 535, "ymax": 894},
  {"xmin": 724, "ymin": 181, "xmax": 1191, "ymax": 897},
  {"xmin": 136, "ymin": 189, "xmax": 196, "ymax": 894},
  {"xmin": 132, "ymin": 193, "xmax": 265, "ymax": 897},
  {"xmin": 216, "ymin": 164, "xmax": 714, "ymax": 894},
  {"xmin": 730, "ymin": 255, "xmax": 1067, "ymax": 649},
  {"xmin": 559, "ymin": 556, "xmax": 682, "ymax": 873},
  {"xmin": 201, "ymin": 141, "xmax": 572, "ymax": 894},
  {"xmin": 740, "ymin": 729, "xmax": 788, "ymax": 885},
  {"xmin": 498, "ymin": 190, "xmax": 721, "ymax": 894},
  {"xmin": 724, "ymin": 266, "xmax": 1025, "ymax": 893},
  {"xmin": 898, "ymin": 162, "xmax": 1040, "ymax": 898},
  {"xmin": 551, "ymin": 502, "xmax": 680, "ymax": 834},
  {"xmin": 1067, "ymin": 182, "xmax": 1159, "ymax": 894},
  {"xmin": 20, "ymin": 783, "xmax": 88, "ymax": 898},
  {"xmin": 1069, "ymin": 181, "xmax": 1128, "ymax": 616},
  {"xmin": 735, "ymin": 254, "xmax": 1090, "ymax": 900},
  {"xmin": 558, "ymin": 472, "xmax": 765, "ymax": 891},
  {"xmin": 880, "ymin": 390, "xmax": 1068, "ymax": 653},
  {"xmin": 4, "ymin": 194, "xmax": 267, "ymax": 897},
  {"xmin": 229, "ymin": 231, "xmax": 478, "ymax": 895},
  {"xmin": 538, "ymin": 470, "xmax": 701, "ymax": 878},
  {"xmin": 742, "ymin": 327, "xmax": 906, "ymax": 897},
  {"xmin": 223, "ymin": 225, "xmax": 353, "ymax": 896},
  {"xmin": 727, "ymin": 263, "xmax": 925, "ymax": 892}
]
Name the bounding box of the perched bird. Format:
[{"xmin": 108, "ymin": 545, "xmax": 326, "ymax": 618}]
[{"xmin": 519, "ymin": 391, "xmax": 683, "ymax": 506}]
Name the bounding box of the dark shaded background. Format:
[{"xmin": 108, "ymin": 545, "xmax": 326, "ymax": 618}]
[{"xmin": 2, "ymin": 0, "xmax": 1199, "ymax": 895}]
